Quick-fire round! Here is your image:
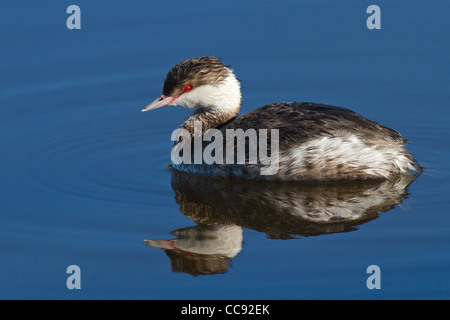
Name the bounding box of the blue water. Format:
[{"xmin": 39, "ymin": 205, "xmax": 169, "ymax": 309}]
[{"xmin": 1, "ymin": 1, "xmax": 449, "ymax": 299}]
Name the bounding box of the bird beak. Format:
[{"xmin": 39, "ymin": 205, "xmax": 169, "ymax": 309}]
[{"xmin": 141, "ymin": 95, "xmax": 175, "ymax": 112}]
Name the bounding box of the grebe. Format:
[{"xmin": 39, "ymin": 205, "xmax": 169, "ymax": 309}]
[{"xmin": 142, "ymin": 56, "xmax": 422, "ymax": 181}]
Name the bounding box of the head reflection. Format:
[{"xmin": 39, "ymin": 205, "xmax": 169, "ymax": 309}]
[{"xmin": 146, "ymin": 171, "xmax": 419, "ymax": 276}]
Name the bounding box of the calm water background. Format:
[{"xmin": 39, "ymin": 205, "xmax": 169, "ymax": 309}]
[{"xmin": 1, "ymin": 0, "xmax": 449, "ymax": 299}]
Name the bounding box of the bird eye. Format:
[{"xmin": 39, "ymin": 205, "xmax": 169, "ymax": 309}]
[{"xmin": 182, "ymin": 84, "xmax": 193, "ymax": 93}]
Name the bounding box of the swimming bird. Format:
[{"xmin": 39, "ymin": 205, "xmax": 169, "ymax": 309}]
[{"xmin": 142, "ymin": 56, "xmax": 422, "ymax": 181}]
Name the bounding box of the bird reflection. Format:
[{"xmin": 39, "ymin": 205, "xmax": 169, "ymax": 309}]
[{"xmin": 146, "ymin": 171, "xmax": 419, "ymax": 276}]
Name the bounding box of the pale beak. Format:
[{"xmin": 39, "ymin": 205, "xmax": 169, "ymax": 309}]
[{"xmin": 141, "ymin": 95, "xmax": 175, "ymax": 112}]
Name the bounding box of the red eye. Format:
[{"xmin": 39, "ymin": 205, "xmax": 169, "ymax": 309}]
[{"xmin": 182, "ymin": 84, "xmax": 193, "ymax": 93}]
